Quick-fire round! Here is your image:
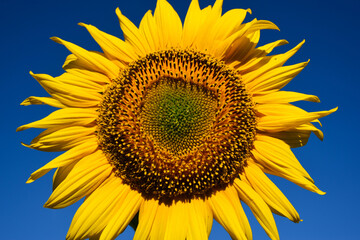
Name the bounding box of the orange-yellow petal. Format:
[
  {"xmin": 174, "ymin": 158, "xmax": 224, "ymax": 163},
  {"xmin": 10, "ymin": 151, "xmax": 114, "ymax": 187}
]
[
  {"xmin": 234, "ymin": 178, "xmax": 279, "ymax": 240},
  {"xmin": 44, "ymin": 150, "xmax": 112, "ymax": 209},
  {"xmin": 51, "ymin": 37, "xmax": 119, "ymax": 79},
  {"xmin": 244, "ymin": 163, "xmax": 300, "ymax": 222},
  {"xmin": 208, "ymin": 186, "xmax": 252, "ymax": 240},
  {"xmin": 26, "ymin": 139, "xmax": 98, "ymax": 183}
]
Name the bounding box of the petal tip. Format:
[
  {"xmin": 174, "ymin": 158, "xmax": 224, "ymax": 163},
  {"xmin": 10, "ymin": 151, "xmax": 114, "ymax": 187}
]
[
  {"xmin": 77, "ymin": 22, "xmax": 86, "ymax": 27},
  {"xmin": 26, "ymin": 177, "xmax": 35, "ymax": 184},
  {"xmin": 50, "ymin": 36, "xmax": 62, "ymax": 44}
]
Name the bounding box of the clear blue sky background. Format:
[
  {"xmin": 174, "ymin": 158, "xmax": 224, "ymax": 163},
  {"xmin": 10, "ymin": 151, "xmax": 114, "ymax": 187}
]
[{"xmin": 2, "ymin": 0, "xmax": 358, "ymax": 239}]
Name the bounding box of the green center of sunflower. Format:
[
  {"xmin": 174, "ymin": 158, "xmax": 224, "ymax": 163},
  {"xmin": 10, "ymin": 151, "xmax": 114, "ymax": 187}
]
[
  {"xmin": 97, "ymin": 49, "xmax": 256, "ymax": 203},
  {"xmin": 141, "ymin": 78, "xmax": 217, "ymax": 155}
]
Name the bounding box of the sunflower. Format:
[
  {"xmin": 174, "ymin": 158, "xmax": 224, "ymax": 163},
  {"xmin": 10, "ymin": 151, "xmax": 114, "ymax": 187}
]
[{"xmin": 18, "ymin": 0, "xmax": 337, "ymax": 239}]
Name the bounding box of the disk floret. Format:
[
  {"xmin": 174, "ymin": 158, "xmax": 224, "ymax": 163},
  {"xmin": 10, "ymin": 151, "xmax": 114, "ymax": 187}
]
[{"xmin": 97, "ymin": 49, "xmax": 256, "ymax": 202}]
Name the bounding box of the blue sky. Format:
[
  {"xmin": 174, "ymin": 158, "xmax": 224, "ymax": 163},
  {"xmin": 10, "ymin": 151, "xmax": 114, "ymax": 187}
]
[{"xmin": 2, "ymin": 0, "xmax": 359, "ymax": 239}]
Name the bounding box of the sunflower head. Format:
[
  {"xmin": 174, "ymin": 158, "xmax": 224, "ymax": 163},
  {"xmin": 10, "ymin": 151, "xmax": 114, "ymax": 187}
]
[
  {"xmin": 97, "ymin": 48, "xmax": 257, "ymax": 203},
  {"xmin": 19, "ymin": 0, "xmax": 336, "ymax": 239}
]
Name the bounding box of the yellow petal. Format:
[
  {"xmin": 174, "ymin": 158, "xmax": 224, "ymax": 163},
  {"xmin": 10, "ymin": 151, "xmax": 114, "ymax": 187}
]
[
  {"xmin": 26, "ymin": 139, "xmax": 98, "ymax": 183},
  {"xmin": 244, "ymin": 163, "xmax": 300, "ymax": 222},
  {"xmin": 51, "ymin": 37, "xmax": 119, "ymax": 79},
  {"xmin": 234, "ymin": 178, "xmax": 279, "ymax": 240},
  {"xmin": 133, "ymin": 200, "xmax": 159, "ymax": 240},
  {"xmin": 233, "ymin": 39, "xmax": 288, "ymax": 70},
  {"xmin": 154, "ymin": 0, "xmax": 182, "ymax": 48},
  {"xmin": 223, "ymin": 30, "xmax": 260, "ymax": 63},
  {"xmin": 24, "ymin": 126, "xmax": 96, "ymax": 152},
  {"xmin": 191, "ymin": 0, "xmax": 223, "ymax": 51},
  {"xmin": 149, "ymin": 203, "xmax": 167, "ymax": 239},
  {"xmin": 44, "ymin": 150, "xmax": 112, "ymax": 209},
  {"xmin": 116, "ymin": 8, "xmax": 151, "ymax": 56},
  {"xmin": 52, "ymin": 161, "xmax": 76, "ymax": 191},
  {"xmin": 67, "ymin": 177, "xmax": 122, "ymax": 240},
  {"xmin": 56, "ymin": 71, "xmax": 108, "ymax": 90},
  {"xmin": 252, "ymin": 135, "xmax": 325, "ymax": 194},
  {"xmin": 29, "ymin": 72, "xmax": 103, "ymax": 108},
  {"xmin": 246, "ymin": 60, "xmax": 309, "ymax": 94},
  {"xmin": 79, "ymin": 22, "xmax": 137, "ymax": 65},
  {"xmin": 250, "ymin": 39, "xmax": 289, "ymax": 59},
  {"xmin": 186, "ymin": 199, "xmax": 211, "ymax": 240},
  {"xmin": 99, "ymin": 188, "xmax": 142, "ymax": 240},
  {"xmin": 139, "ymin": 10, "xmax": 160, "ymax": 51},
  {"xmin": 148, "ymin": 201, "xmax": 189, "ymax": 240},
  {"xmin": 181, "ymin": 0, "xmax": 208, "ymax": 48},
  {"xmin": 257, "ymin": 106, "xmax": 337, "ymax": 132},
  {"xmin": 212, "ymin": 8, "xmax": 251, "ymax": 41},
  {"xmin": 17, "ymin": 108, "xmax": 97, "ymax": 132},
  {"xmin": 253, "ymin": 135, "xmax": 313, "ymax": 179},
  {"xmin": 213, "ymin": 19, "xmax": 278, "ymax": 60},
  {"xmin": 20, "ymin": 96, "xmax": 66, "ymax": 108},
  {"xmin": 241, "ymin": 40, "xmax": 305, "ymax": 83},
  {"xmin": 267, "ymin": 123, "xmax": 324, "ymax": 148},
  {"xmin": 253, "ymin": 91, "xmax": 320, "ymax": 104},
  {"xmin": 62, "ymin": 58, "xmax": 110, "ymax": 85},
  {"xmin": 208, "ymin": 186, "xmax": 252, "ymax": 240}
]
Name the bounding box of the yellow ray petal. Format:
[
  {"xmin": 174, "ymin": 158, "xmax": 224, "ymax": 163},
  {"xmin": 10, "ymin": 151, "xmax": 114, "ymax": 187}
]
[
  {"xmin": 63, "ymin": 66, "xmax": 110, "ymax": 85},
  {"xmin": 257, "ymin": 103, "xmax": 324, "ymax": 127},
  {"xmin": 246, "ymin": 60, "xmax": 309, "ymax": 94},
  {"xmin": 186, "ymin": 199, "xmax": 211, "ymax": 240},
  {"xmin": 79, "ymin": 22, "xmax": 137, "ymax": 65},
  {"xmin": 266, "ymin": 122, "xmax": 324, "ymax": 148},
  {"xmin": 139, "ymin": 10, "xmax": 159, "ymax": 51},
  {"xmin": 17, "ymin": 108, "xmax": 97, "ymax": 132},
  {"xmin": 244, "ymin": 163, "xmax": 300, "ymax": 222},
  {"xmin": 251, "ymin": 135, "xmax": 325, "ymax": 194},
  {"xmin": 232, "ymin": 39, "xmax": 288, "ymax": 70},
  {"xmin": 56, "ymin": 71, "xmax": 108, "ymax": 90},
  {"xmin": 148, "ymin": 201, "xmax": 189, "ymax": 240},
  {"xmin": 181, "ymin": 0, "xmax": 209, "ymax": 48},
  {"xmin": 133, "ymin": 200, "xmax": 159, "ymax": 240},
  {"xmin": 44, "ymin": 150, "xmax": 112, "ymax": 209},
  {"xmin": 99, "ymin": 188, "xmax": 142, "ymax": 240},
  {"xmin": 208, "ymin": 186, "xmax": 252, "ymax": 240},
  {"xmin": 26, "ymin": 139, "xmax": 98, "ymax": 183},
  {"xmin": 29, "ymin": 72, "xmax": 102, "ymax": 108},
  {"xmin": 257, "ymin": 106, "xmax": 337, "ymax": 132},
  {"xmin": 116, "ymin": 8, "xmax": 151, "ymax": 56},
  {"xmin": 51, "ymin": 37, "xmax": 119, "ymax": 79},
  {"xmin": 66, "ymin": 177, "xmax": 121, "ymax": 240},
  {"xmin": 254, "ymin": 157, "xmax": 326, "ymax": 195},
  {"xmin": 250, "ymin": 39, "xmax": 289, "ymax": 59},
  {"xmin": 234, "ymin": 178, "xmax": 279, "ymax": 240},
  {"xmin": 223, "ymin": 30, "xmax": 260, "ymax": 63},
  {"xmin": 24, "ymin": 126, "xmax": 96, "ymax": 152},
  {"xmin": 191, "ymin": 0, "xmax": 224, "ymax": 51},
  {"xmin": 212, "ymin": 8, "xmax": 251, "ymax": 41},
  {"xmin": 213, "ymin": 19, "xmax": 278, "ymax": 60},
  {"xmin": 154, "ymin": 0, "xmax": 182, "ymax": 48},
  {"xmin": 241, "ymin": 40, "xmax": 305, "ymax": 83},
  {"xmin": 266, "ymin": 129, "xmax": 311, "ymax": 148},
  {"xmin": 162, "ymin": 201, "xmax": 188, "ymax": 240},
  {"xmin": 20, "ymin": 96, "xmax": 66, "ymax": 108},
  {"xmin": 253, "ymin": 91, "xmax": 320, "ymax": 104},
  {"xmin": 52, "ymin": 162, "xmax": 77, "ymax": 191},
  {"xmin": 195, "ymin": 198, "xmax": 213, "ymax": 237},
  {"xmin": 253, "ymin": 135, "xmax": 313, "ymax": 180},
  {"xmin": 149, "ymin": 202, "xmax": 167, "ymax": 240}
]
